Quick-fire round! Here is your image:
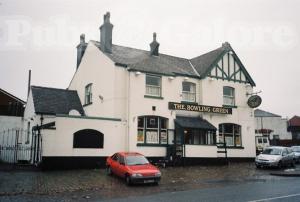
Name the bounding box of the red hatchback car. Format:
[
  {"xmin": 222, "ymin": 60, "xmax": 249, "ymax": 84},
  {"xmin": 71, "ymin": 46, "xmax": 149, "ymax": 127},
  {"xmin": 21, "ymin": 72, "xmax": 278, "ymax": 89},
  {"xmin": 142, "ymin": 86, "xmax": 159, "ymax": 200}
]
[{"xmin": 106, "ymin": 152, "xmax": 161, "ymax": 185}]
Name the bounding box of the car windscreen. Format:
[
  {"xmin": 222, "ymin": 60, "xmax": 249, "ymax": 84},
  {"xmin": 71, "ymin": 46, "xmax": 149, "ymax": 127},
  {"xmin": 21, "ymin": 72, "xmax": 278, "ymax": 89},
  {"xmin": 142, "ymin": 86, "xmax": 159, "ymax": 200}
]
[
  {"xmin": 125, "ymin": 155, "xmax": 149, "ymax": 166},
  {"xmin": 292, "ymin": 147, "xmax": 300, "ymax": 152},
  {"xmin": 262, "ymin": 148, "xmax": 282, "ymax": 155}
]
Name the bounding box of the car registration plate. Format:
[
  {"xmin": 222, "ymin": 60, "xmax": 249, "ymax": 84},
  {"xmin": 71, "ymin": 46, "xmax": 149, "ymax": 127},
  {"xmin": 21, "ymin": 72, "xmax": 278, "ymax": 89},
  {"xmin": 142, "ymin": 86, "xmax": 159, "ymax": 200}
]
[{"xmin": 144, "ymin": 179, "xmax": 154, "ymax": 183}]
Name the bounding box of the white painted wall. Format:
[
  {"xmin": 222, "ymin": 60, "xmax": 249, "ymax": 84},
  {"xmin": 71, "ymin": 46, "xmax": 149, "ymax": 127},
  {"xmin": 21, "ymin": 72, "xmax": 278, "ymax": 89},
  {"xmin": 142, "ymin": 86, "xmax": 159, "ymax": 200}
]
[
  {"xmin": 127, "ymin": 71, "xmax": 256, "ymax": 158},
  {"xmin": 42, "ymin": 116, "xmax": 126, "ymax": 157},
  {"xmin": 68, "ymin": 42, "xmax": 127, "ymax": 120}
]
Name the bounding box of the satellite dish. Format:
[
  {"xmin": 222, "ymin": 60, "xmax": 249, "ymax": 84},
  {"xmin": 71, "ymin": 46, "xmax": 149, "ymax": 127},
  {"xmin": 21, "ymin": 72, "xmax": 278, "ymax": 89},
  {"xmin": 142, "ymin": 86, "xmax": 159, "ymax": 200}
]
[{"xmin": 247, "ymin": 95, "xmax": 262, "ymax": 108}]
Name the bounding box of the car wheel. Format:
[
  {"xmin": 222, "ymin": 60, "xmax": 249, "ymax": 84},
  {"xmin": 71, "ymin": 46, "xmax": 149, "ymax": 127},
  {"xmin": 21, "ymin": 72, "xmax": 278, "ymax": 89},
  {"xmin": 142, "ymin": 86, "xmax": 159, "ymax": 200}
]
[
  {"xmin": 106, "ymin": 166, "xmax": 112, "ymax": 175},
  {"xmin": 125, "ymin": 175, "xmax": 131, "ymax": 186},
  {"xmin": 256, "ymin": 165, "xmax": 261, "ymax": 169},
  {"xmin": 277, "ymin": 161, "xmax": 282, "ymax": 169},
  {"xmin": 291, "ymin": 160, "xmax": 296, "ymax": 168}
]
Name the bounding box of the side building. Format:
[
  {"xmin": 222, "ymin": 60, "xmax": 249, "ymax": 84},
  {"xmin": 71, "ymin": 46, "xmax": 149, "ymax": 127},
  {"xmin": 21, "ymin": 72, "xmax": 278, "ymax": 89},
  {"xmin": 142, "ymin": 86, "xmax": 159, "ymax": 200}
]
[
  {"xmin": 254, "ymin": 109, "xmax": 292, "ymax": 151},
  {"xmin": 0, "ymin": 88, "xmax": 26, "ymax": 163}
]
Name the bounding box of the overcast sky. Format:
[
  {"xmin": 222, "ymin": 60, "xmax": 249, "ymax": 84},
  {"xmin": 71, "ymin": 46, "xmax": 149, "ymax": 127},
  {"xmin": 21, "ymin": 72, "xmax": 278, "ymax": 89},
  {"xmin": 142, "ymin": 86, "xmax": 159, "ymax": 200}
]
[{"xmin": 0, "ymin": 0, "xmax": 299, "ymax": 118}]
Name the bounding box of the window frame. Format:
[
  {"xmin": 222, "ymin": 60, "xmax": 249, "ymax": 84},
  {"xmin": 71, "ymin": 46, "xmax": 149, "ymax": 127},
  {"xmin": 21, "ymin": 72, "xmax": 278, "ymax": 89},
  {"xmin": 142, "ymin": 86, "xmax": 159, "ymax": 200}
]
[
  {"xmin": 145, "ymin": 75, "xmax": 162, "ymax": 97},
  {"xmin": 223, "ymin": 86, "xmax": 235, "ymax": 106},
  {"xmin": 218, "ymin": 123, "xmax": 242, "ymax": 147},
  {"xmin": 182, "ymin": 81, "xmax": 196, "ymax": 103},
  {"xmin": 137, "ymin": 116, "xmax": 168, "ymax": 146},
  {"xmin": 183, "ymin": 128, "xmax": 216, "ymax": 145},
  {"xmin": 84, "ymin": 83, "xmax": 93, "ymax": 105}
]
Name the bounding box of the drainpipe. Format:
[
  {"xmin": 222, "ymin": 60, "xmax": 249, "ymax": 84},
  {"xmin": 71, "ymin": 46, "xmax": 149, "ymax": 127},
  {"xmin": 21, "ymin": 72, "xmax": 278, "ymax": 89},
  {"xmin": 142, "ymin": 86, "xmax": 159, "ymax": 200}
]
[{"xmin": 126, "ymin": 72, "xmax": 131, "ymax": 152}]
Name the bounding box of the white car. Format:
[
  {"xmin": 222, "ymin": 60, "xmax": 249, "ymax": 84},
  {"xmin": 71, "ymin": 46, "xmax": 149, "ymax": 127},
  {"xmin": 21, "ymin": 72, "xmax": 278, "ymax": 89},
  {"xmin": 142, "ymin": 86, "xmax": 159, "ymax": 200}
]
[
  {"xmin": 291, "ymin": 146, "xmax": 300, "ymax": 163},
  {"xmin": 255, "ymin": 146, "xmax": 295, "ymax": 168}
]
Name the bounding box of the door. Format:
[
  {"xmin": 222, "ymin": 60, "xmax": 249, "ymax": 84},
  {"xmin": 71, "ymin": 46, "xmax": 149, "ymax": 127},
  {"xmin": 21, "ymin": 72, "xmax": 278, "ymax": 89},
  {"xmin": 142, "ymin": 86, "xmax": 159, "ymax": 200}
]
[{"xmin": 117, "ymin": 155, "xmax": 127, "ymax": 178}]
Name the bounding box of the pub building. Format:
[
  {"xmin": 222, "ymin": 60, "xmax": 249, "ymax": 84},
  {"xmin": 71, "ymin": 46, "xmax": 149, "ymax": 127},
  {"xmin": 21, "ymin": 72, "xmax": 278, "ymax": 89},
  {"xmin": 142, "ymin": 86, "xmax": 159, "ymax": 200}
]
[{"xmin": 23, "ymin": 12, "xmax": 257, "ymax": 169}]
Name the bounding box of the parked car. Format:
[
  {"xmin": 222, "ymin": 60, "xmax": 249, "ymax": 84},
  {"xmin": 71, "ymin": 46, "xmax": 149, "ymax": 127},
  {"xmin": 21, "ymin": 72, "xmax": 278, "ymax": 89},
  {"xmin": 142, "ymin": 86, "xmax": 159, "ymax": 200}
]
[
  {"xmin": 106, "ymin": 152, "xmax": 161, "ymax": 185},
  {"xmin": 255, "ymin": 146, "xmax": 295, "ymax": 168},
  {"xmin": 291, "ymin": 146, "xmax": 300, "ymax": 163}
]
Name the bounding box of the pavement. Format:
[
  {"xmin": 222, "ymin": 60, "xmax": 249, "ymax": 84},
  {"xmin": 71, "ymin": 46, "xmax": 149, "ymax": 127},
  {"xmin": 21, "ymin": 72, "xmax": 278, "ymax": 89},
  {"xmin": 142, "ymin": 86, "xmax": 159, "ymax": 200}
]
[
  {"xmin": 270, "ymin": 168, "xmax": 300, "ymax": 177},
  {"xmin": 0, "ymin": 162, "xmax": 299, "ymax": 201}
]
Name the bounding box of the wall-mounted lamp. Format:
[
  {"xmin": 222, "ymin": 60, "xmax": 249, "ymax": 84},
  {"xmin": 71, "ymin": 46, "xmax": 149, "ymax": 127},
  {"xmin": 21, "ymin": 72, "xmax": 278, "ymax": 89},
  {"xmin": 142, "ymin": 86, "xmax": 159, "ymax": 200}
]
[
  {"xmin": 135, "ymin": 71, "xmax": 141, "ymax": 76},
  {"xmin": 168, "ymin": 76, "xmax": 175, "ymax": 80},
  {"xmin": 209, "ymin": 77, "xmax": 215, "ymax": 81},
  {"xmin": 184, "ymin": 77, "xmax": 189, "ymax": 81}
]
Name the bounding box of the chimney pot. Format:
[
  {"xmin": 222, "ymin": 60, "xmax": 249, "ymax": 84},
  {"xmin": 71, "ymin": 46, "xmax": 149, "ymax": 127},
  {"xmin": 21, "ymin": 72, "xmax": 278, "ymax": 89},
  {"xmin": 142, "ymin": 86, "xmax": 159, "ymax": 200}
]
[
  {"xmin": 100, "ymin": 12, "xmax": 113, "ymax": 53},
  {"xmin": 76, "ymin": 33, "xmax": 87, "ymax": 69},
  {"xmin": 150, "ymin": 32, "xmax": 160, "ymax": 56},
  {"xmin": 80, "ymin": 34, "xmax": 85, "ymax": 44}
]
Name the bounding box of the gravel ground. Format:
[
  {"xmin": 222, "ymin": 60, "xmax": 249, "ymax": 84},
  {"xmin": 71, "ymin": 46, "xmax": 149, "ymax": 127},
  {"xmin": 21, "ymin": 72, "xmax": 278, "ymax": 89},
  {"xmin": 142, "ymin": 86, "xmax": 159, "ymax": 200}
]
[{"xmin": 0, "ymin": 162, "xmax": 291, "ymax": 201}]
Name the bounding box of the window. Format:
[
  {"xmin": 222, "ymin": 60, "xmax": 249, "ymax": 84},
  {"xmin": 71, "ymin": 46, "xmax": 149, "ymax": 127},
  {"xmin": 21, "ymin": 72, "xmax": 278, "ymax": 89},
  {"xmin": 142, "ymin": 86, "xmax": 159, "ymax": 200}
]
[
  {"xmin": 223, "ymin": 86, "xmax": 235, "ymax": 106},
  {"xmin": 182, "ymin": 82, "xmax": 196, "ymax": 102},
  {"xmin": 218, "ymin": 123, "xmax": 242, "ymax": 147},
  {"xmin": 73, "ymin": 129, "xmax": 103, "ymax": 148},
  {"xmin": 184, "ymin": 129, "xmax": 216, "ymax": 145},
  {"xmin": 85, "ymin": 83, "xmax": 92, "ymax": 105},
  {"xmin": 145, "ymin": 75, "xmax": 161, "ymax": 97},
  {"xmin": 137, "ymin": 116, "xmax": 168, "ymax": 145}
]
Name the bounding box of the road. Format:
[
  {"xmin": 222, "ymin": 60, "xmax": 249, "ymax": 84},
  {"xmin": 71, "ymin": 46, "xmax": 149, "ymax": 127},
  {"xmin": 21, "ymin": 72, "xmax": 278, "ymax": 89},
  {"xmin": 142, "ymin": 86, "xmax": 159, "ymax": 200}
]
[
  {"xmin": 103, "ymin": 177, "xmax": 300, "ymax": 202},
  {"xmin": 1, "ymin": 176, "xmax": 300, "ymax": 202}
]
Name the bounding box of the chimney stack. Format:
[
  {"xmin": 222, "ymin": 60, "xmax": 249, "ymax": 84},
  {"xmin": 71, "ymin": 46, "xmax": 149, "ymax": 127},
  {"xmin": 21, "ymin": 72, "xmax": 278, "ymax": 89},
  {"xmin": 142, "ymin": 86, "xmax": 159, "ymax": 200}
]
[
  {"xmin": 150, "ymin": 32, "xmax": 159, "ymax": 56},
  {"xmin": 76, "ymin": 34, "xmax": 87, "ymax": 69},
  {"xmin": 100, "ymin": 12, "xmax": 113, "ymax": 53}
]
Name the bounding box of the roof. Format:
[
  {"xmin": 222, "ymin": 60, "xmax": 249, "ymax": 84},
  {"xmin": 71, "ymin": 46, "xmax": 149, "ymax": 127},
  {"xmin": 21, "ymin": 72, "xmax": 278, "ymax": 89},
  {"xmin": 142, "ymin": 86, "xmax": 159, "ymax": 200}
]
[
  {"xmin": 289, "ymin": 116, "xmax": 300, "ymax": 127},
  {"xmin": 91, "ymin": 41, "xmax": 256, "ymax": 86},
  {"xmin": 175, "ymin": 116, "xmax": 217, "ymax": 130},
  {"xmin": 190, "ymin": 47, "xmax": 224, "ymax": 76},
  {"xmin": 31, "ymin": 86, "xmax": 84, "ymax": 116},
  {"xmin": 92, "ymin": 41, "xmax": 197, "ymax": 77},
  {"xmin": 254, "ymin": 109, "xmax": 281, "ymax": 117},
  {"xmin": 0, "ymin": 88, "xmax": 26, "ymax": 104}
]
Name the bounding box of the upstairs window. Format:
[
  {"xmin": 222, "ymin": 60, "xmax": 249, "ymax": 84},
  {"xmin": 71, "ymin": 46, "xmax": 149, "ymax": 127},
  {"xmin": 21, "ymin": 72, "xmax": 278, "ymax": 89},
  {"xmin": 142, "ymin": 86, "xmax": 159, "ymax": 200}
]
[
  {"xmin": 223, "ymin": 86, "xmax": 235, "ymax": 106},
  {"xmin": 145, "ymin": 75, "xmax": 161, "ymax": 97},
  {"xmin": 182, "ymin": 82, "xmax": 196, "ymax": 102},
  {"xmin": 85, "ymin": 83, "xmax": 92, "ymax": 105}
]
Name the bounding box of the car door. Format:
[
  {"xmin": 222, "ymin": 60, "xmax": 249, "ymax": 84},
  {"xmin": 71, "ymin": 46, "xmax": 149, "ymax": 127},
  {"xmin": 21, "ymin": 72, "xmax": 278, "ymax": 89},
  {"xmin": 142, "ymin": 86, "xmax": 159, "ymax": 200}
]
[
  {"xmin": 110, "ymin": 154, "xmax": 120, "ymax": 174},
  {"xmin": 281, "ymin": 148, "xmax": 289, "ymax": 166},
  {"xmin": 117, "ymin": 155, "xmax": 127, "ymax": 178}
]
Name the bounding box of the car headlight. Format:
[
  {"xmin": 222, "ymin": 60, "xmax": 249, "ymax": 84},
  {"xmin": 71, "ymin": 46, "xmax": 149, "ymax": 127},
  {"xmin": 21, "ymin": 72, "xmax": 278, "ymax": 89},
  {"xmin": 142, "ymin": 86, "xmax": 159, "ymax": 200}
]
[
  {"xmin": 155, "ymin": 172, "xmax": 161, "ymax": 177},
  {"xmin": 131, "ymin": 173, "xmax": 143, "ymax": 177}
]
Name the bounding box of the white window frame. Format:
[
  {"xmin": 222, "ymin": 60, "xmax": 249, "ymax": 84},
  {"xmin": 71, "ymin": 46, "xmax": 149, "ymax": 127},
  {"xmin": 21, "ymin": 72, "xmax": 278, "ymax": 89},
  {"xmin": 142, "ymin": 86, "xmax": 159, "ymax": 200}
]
[
  {"xmin": 223, "ymin": 86, "xmax": 235, "ymax": 106},
  {"xmin": 182, "ymin": 82, "xmax": 196, "ymax": 102},
  {"xmin": 145, "ymin": 75, "xmax": 161, "ymax": 97}
]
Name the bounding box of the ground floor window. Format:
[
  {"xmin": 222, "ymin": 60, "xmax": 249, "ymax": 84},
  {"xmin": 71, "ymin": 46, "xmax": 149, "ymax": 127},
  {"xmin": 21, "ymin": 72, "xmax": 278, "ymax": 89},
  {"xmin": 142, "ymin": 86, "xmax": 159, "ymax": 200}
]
[
  {"xmin": 218, "ymin": 123, "xmax": 242, "ymax": 147},
  {"xmin": 137, "ymin": 116, "xmax": 168, "ymax": 145},
  {"xmin": 184, "ymin": 129, "xmax": 216, "ymax": 145},
  {"xmin": 73, "ymin": 129, "xmax": 104, "ymax": 148}
]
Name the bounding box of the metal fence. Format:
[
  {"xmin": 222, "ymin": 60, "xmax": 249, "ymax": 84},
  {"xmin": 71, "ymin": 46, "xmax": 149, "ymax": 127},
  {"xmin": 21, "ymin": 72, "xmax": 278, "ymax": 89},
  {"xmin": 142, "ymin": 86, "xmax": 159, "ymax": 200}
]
[{"xmin": 0, "ymin": 129, "xmax": 32, "ymax": 164}]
